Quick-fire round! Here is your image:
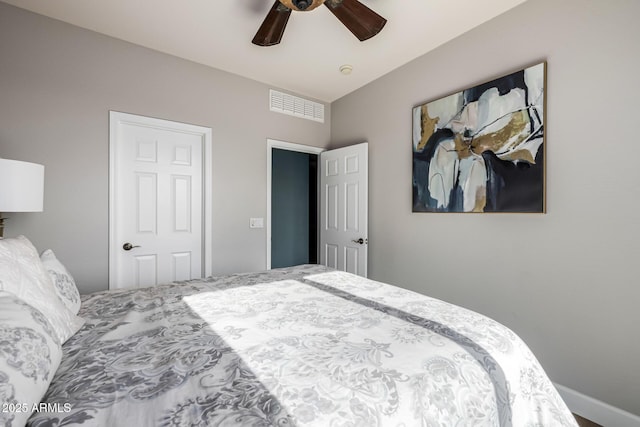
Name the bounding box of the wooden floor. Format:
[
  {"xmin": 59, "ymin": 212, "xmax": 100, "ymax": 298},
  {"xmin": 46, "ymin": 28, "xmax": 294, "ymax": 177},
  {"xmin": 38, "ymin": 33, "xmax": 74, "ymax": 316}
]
[{"xmin": 574, "ymin": 414, "xmax": 602, "ymax": 427}]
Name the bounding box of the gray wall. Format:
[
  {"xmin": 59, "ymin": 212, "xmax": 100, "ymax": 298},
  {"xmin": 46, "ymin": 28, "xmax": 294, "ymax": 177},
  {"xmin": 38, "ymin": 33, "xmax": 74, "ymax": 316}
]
[
  {"xmin": 331, "ymin": 0, "xmax": 640, "ymax": 415},
  {"xmin": 271, "ymin": 149, "xmax": 311, "ymax": 268},
  {"xmin": 0, "ymin": 2, "xmax": 330, "ymax": 294}
]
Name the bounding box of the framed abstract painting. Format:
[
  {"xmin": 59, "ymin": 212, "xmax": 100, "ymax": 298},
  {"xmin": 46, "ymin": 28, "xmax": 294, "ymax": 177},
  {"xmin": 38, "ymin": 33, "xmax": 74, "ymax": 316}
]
[{"xmin": 412, "ymin": 62, "xmax": 546, "ymax": 213}]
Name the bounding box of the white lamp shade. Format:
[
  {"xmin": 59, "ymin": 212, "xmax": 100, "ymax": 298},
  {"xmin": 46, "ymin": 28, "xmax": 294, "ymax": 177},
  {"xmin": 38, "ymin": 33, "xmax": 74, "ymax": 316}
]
[{"xmin": 0, "ymin": 159, "xmax": 45, "ymax": 212}]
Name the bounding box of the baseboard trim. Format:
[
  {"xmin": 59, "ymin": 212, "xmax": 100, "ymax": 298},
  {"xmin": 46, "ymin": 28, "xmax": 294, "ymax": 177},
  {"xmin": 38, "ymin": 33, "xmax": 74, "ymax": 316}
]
[{"xmin": 554, "ymin": 383, "xmax": 640, "ymax": 427}]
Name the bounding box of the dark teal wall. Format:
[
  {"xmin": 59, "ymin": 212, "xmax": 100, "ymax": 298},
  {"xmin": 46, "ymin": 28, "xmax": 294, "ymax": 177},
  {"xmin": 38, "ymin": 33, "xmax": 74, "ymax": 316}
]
[{"xmin": 272, "ymin": 149, "xmax": 311, "ymax": 268}]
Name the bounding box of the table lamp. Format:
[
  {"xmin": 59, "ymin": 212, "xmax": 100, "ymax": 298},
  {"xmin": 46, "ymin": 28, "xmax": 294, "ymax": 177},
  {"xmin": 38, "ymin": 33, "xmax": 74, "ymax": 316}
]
[{"xmin": 0, "ymin": 158, "xmax": 45, "ymax": 238}]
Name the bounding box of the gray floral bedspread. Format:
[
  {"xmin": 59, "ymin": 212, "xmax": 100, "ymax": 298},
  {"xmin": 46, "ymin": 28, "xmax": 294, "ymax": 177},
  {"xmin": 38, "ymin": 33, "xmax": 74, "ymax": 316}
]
[{"xmin": 28, "ymin": 265, "xmax": 577, "ymax": 426}]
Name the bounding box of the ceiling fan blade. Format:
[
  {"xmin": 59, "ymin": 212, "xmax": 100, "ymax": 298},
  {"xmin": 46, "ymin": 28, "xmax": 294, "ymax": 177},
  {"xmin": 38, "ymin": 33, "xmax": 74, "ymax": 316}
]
[
  {"xmin": 252, "ymin": 1, "xmax": 292, "ymax": 46},
  {"xmin": 324, "ymin": 0, "xmax": 386, "ymax": 41}
]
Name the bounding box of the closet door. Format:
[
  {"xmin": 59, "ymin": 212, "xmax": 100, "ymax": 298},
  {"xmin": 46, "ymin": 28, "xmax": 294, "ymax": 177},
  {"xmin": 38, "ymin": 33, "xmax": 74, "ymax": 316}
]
[{"xmin": 109, "ymin": 111, "xmax": 212, "ymax": 289}]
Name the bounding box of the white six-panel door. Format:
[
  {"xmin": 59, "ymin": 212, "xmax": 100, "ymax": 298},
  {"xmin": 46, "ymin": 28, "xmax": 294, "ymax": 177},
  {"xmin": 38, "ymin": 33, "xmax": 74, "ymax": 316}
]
[
  {"xmin": 109, "ymin": 112, "xmax": 212, "ymax": 289},
  {"xmin": 320, "ymin": 142, "xmax": 368, "ymax": 277}
]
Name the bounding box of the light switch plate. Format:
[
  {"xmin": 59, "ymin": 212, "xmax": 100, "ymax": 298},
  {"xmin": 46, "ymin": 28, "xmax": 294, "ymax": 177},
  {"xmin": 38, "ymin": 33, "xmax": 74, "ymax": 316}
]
[{"xmin": 250, "ymin": 218, "xmax": 264, "ymax": 228}]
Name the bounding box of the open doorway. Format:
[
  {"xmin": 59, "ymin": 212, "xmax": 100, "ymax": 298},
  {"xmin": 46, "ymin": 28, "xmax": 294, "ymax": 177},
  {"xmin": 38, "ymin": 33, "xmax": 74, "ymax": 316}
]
[{"xmin": 266, "ymin": 139, "xmax": 324, "ymax": 269}]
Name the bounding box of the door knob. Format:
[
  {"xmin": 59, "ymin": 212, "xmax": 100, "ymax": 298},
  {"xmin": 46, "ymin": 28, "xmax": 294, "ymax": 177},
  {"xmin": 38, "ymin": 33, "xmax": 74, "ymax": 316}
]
[
  {"xmin": 351, "ymin": 238, "xmax": 367, "ymax": 245},
  {"xmin": 122, "ymin": 242, "xmax": 141, "ymax": 251}
]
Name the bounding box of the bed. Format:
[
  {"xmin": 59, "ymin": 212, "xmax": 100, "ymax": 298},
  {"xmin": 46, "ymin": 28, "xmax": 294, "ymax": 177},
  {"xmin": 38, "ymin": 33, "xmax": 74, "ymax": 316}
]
[{"xmin": 18, "ymin": 262, "xmax": 576, "ymax": 426}]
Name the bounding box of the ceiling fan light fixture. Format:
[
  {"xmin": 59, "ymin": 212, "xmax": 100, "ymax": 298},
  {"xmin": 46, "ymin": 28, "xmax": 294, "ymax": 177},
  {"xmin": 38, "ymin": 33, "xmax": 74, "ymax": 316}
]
[
  {"xmin": 279, "ymin": 0, "xmax": 325, "ymax": 12},
  {"xmin": 293, "ymin": 0, "xmax": 311, "ymax": 10}
]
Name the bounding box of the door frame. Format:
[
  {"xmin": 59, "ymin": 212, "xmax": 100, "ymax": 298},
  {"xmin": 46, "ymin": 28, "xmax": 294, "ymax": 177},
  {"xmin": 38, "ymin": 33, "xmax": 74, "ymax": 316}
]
[
  {"xmin": 108, "ymin": 111, "xmax": 213, "ymax": 288},
  {"xmin": 266, "ymin": 139, "xmax": 324, "ymax": 270}
]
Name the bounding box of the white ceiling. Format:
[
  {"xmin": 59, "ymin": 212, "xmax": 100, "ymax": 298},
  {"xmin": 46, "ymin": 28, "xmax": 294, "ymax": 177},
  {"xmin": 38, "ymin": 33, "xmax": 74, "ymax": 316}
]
[{"xmin": 3, "ymin": 0, "xmax": 527, "ymax": 102}]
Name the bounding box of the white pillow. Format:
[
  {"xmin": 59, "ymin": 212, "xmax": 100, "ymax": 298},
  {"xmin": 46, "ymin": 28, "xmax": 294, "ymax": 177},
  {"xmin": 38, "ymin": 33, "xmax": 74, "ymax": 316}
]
[
  {"xmin": 0, "ymin": 291, "xmax": 63, "ymax": 427},
  {"xmin": 0, "ymin": 236, "xmax": 84, "ymax": 344},
  {"xmin": 40, "ymin": 249, "xmax": 81, "ymax": 315}
]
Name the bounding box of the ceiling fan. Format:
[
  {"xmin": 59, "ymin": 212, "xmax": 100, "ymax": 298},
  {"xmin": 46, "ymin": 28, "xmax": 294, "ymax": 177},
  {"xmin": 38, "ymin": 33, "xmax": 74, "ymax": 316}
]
[{"xmin": 252, "ymin": 0, "xmax": 387, "ymax": 46}]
